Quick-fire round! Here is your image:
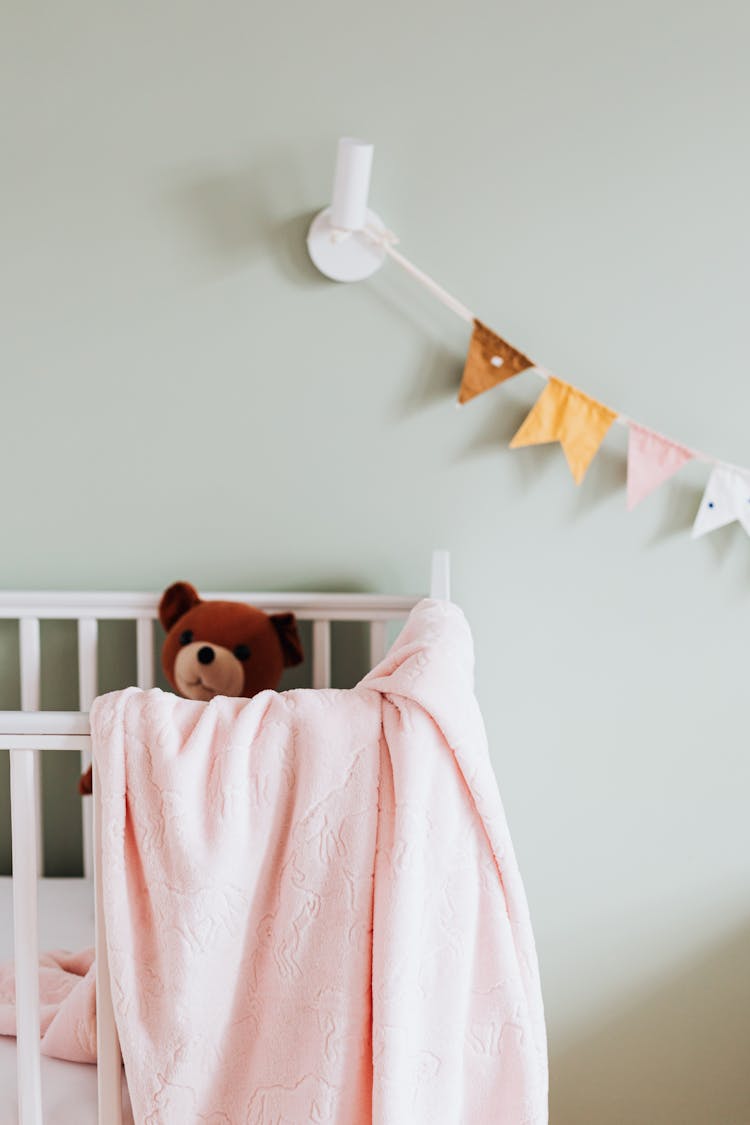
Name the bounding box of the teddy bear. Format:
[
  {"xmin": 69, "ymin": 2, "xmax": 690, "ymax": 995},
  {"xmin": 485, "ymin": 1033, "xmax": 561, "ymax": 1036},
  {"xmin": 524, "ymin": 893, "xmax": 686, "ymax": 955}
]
[
  {"xmin": 158, "ymin": 580, "xmax": 303, "ymax": 701},
  {"xmin": 78, "ymin": 581, "xmax": 303, "ymax": 794}
]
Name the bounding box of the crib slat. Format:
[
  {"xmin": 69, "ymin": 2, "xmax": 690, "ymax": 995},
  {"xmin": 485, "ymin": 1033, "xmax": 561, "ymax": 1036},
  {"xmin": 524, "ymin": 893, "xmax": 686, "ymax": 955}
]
[
  {"xmin": 19, "ymin": 620, "xmax": 41, "ymax": 713},
  {"xmin": 19, "ymin": 617, "xmax": 44, "ymax": 877},
  {"xmin": 312, "ymin": 620, "xmax": 331, "ymax": 689},
  {"xmin": 10, "ymin": 747, "xmax": 43, "ymax": 1125},
  {"xmin": 77, "ymin": 618, "xmax": 98, "ymax": 879},
  {"xmin": 93, "ymin": 757, "xmax": 123, "ymax": 1125},
  {"xmin": 369, "ymin": 620, "xmax": 388, "ymax": 668},
  {"xmin": 136, "ymin": 617, "xmax": 154, "ymax": 689}
]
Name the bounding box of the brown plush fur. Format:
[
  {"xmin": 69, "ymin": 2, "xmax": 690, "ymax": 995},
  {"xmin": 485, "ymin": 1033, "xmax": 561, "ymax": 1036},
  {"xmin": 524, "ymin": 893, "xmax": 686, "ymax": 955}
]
[{"xmin": 159, "ymin": 582, "xmax": 303, "ymax": 701}]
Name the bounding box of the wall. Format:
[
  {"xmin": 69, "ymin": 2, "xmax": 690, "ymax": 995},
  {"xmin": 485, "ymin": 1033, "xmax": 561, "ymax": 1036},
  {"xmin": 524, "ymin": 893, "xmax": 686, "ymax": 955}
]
[{"xmin": 1, "ymin": 2, "xmax": 749, "ymax": 1119}]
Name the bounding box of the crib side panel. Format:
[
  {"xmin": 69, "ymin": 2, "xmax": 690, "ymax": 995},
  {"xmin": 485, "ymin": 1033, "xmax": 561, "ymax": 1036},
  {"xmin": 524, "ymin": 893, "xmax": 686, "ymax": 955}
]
[
  {"xmin": 0, "ymin": 587, "xmax": 424, "ymax": 1123},
  {"xmin": 1, "ymin": 591, "xmax": 421, "ymax": 877}
]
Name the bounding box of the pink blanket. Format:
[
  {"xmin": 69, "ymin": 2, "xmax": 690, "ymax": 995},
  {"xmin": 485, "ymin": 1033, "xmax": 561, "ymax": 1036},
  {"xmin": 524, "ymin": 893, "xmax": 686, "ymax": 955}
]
[
  {"xmin": 3, "ymin": 599, "xmax": 548, "ymax": 1122},
  {"xmin": 0, "ymin": 949, "xmax": 97, "ymax": 1063}
]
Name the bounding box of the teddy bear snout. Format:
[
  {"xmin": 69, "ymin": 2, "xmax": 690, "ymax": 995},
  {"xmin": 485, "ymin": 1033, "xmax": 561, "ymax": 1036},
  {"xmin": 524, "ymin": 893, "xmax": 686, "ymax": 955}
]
[{"xmin": 173, "ymin": 640, "xmax": 245, "ymax": 700}]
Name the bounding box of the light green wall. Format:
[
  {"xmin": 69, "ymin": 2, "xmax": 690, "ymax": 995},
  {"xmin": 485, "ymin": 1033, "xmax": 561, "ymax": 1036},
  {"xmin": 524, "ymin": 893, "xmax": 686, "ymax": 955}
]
[{"xmin": 2, "ymin": 2, "xmax": 749, "ymax": 1120}]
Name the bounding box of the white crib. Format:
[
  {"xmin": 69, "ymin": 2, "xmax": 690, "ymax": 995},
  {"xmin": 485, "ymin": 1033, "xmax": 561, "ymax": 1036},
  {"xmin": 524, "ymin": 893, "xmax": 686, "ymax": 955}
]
[{"xmin": 1, "ymin": 551, "xmax": 450, "ymax": 1124}]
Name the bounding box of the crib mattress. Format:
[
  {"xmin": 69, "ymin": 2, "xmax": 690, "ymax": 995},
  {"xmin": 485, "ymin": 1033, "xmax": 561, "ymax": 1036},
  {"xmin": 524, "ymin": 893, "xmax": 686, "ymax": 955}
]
[{"xmin": 0, "ymin": 877, "xmax": 133, "ymax": 1123}]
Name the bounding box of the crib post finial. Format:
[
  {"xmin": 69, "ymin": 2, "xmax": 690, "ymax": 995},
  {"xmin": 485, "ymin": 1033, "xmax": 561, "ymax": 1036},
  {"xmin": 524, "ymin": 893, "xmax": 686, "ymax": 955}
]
[{"xmin": 430, "ymin": 549, "xmax": 451, "ymax": 601}]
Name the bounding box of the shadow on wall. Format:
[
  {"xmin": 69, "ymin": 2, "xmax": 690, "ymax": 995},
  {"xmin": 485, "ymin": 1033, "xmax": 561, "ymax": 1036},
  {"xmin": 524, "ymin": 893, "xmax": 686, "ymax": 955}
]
[
  {"xmin": 165, "ymin": 144, "xmax": 332, "ymax": 289},
  {"xmin": 550, "ymin": 923, "xmax": 750, "ymax": 1125}
]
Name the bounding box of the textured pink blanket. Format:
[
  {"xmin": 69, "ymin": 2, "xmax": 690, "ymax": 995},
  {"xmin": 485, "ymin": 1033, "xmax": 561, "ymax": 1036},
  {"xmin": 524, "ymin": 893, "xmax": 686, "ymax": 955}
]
[
  {"xmin": 0, "ymin": 948, "xmax": 96, "ymax": 1063},
  {"xmin": 3, "ymin": 599, "xmax": 548, "ymax": 1122}
]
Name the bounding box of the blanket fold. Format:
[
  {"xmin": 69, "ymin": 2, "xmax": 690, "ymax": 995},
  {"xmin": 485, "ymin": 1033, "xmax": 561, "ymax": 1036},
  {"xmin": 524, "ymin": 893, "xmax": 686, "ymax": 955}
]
[
  {"xmin": 1, "ymin": 599, "xmax": 548, "ymax": 1123},
  {"xmin": 0, "ymin": 948, "xmax": 97, "ymax": 1064}
]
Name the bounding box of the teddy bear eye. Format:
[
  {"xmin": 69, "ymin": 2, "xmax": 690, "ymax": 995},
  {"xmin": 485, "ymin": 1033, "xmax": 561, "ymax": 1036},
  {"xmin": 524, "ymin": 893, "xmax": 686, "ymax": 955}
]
[
  {"xmin": 233, "ymin": 644, "xmax": 250, "ymax": 661},
  {"xmin": 179, "ymin": 630, "xmax": 194, "ymax": 646}
]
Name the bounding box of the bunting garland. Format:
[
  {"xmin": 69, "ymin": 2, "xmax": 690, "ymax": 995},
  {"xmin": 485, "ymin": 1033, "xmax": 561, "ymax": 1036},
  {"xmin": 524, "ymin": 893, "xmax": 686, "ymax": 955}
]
[
  {"xmin": 361, "ymin": 225, "xmax": 748, "ymax": 547},
  {"xmin": 509, "ymin": 378, "xmax": 617, "ymax": 484}
]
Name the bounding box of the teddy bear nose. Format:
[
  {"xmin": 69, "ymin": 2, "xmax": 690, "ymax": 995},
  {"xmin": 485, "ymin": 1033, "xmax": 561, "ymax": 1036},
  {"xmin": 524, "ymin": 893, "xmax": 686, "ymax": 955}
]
[{"xmin": 197, "ymin": 645, "xmax": 215, "ymax": 665}]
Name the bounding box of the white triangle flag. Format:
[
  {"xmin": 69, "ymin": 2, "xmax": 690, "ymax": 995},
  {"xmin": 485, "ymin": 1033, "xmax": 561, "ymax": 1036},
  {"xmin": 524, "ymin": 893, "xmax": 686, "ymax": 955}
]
[{"xmin": 692, "ymin": 465, "xmax": 750, "ymax": 538}]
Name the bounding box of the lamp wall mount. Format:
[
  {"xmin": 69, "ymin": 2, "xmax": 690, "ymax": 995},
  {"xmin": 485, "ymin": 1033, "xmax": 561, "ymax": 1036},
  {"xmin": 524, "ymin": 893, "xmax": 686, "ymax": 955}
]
[{"xmin": 307, "ymin": 137, "xmax": 387, "ymax": 282}]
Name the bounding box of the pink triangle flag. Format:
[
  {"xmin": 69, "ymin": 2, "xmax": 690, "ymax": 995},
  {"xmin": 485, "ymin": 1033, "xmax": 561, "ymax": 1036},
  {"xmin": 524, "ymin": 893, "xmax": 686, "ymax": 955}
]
[{"xmin": 627, "ymin": 424, "xmax": 693, "ymax": 510}]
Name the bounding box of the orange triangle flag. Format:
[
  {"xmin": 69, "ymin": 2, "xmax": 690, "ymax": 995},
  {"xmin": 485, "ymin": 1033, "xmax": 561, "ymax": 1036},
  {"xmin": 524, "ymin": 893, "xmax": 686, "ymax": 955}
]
[
  {"xmin": 509, "ymin": 377, "xmax": 617, "ymax": 484},
  {"xmin": 458, "ymin": 319, "xmax": 534, "ymax": 404}
]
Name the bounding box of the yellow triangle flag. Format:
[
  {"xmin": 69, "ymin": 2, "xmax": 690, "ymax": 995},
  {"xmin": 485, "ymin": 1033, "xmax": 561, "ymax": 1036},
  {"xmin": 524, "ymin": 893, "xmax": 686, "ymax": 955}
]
[
  {"xmin": 509, "ymin": 377, "xmax": 617, "ymax": 484},
  {"xmin": 458, "ymin": 319, "xmax": 534, "ymax": 405}
]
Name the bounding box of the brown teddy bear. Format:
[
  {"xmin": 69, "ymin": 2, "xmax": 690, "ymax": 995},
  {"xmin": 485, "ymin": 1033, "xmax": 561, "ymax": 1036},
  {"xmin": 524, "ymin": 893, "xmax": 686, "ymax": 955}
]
[
  {"xmin": 158, "ymin": 581, "xmax": 303, "ymax": 701},
  {"xmin": 79, "ymin": 581, "xmax": 303, "ymax": 794}
]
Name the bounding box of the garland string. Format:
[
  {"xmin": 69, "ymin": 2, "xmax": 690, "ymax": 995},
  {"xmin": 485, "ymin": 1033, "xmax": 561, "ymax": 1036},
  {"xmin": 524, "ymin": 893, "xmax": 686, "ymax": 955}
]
[{"xmin": 363, "ymin": 225, "xmax": 740, "ymax": 472}]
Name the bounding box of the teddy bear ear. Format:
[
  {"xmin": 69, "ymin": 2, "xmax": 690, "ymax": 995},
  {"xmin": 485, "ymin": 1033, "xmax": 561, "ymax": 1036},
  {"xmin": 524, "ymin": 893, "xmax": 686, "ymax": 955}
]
[
  {"xmin": 159, "ymin": 582, "xmax": 201, "ymax": 631},
  {"xmin": 270, "ymin": 613, "xmax": 304, "ymax": 668}
]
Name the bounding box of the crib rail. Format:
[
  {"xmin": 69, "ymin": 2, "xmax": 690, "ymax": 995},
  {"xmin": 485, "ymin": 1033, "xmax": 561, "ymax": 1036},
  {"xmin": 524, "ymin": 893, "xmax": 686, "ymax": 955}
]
[
  {"xmin": 0, "ymin": 591, "xmax": 420, "ymax": 619},
  {"xmin": 0, "ymin": 562, "xmax": 456, "ymax": 1124}
]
